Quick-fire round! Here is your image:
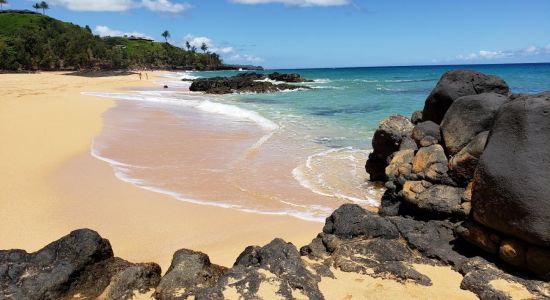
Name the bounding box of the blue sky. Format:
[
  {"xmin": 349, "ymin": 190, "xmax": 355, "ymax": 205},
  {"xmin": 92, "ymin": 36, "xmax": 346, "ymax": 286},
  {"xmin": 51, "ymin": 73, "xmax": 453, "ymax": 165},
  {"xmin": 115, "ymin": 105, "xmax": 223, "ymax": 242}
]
[{"xmin": 6, "ymin": 0, "xmax": 550, "ymax": 68}]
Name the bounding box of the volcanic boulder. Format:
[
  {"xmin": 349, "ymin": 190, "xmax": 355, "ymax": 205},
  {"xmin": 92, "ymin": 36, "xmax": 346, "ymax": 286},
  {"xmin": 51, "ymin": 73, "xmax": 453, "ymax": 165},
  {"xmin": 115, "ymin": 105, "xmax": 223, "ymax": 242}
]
[
  {"xmin": 422, "ymin": 70, "xmax": 509, "ymax": 124},
  {"xmin": 472, "ymin": 92, "xmax": 550, "ymax": 247}
]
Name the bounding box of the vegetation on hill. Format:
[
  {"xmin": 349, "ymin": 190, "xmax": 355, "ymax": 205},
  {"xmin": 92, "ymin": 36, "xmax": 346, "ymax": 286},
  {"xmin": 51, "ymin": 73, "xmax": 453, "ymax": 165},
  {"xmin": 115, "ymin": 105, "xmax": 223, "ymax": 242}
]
[{"xmin": 0, "ymin": 12, "xmax": 222, "ymax": 71}]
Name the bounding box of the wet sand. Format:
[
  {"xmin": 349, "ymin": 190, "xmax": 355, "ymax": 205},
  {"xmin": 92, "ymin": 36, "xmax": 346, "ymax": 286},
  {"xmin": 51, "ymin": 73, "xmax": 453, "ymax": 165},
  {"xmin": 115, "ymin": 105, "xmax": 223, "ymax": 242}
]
[{"xmin": 0, "ymin": 72, "xmax": 321, "ymax": 270}]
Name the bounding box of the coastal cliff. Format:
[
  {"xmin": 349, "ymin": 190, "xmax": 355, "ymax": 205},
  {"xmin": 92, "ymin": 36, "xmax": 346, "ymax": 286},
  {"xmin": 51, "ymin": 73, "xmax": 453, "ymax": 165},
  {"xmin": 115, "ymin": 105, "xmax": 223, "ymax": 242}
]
[{"xmin": 1, "ymin": 70, "xmax": 549, "ymax": 299}]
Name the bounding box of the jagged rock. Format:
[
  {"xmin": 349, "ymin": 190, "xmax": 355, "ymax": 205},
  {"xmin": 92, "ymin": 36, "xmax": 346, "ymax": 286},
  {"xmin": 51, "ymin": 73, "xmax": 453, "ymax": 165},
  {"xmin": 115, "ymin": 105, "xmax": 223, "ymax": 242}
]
[
  {"xmin": 411, "ymin": 144, "xmax": 452, "ymax": 184},
  {"xmin": 331, "ymin": 238, "xmax": 432, "ymax": 285},
  {"xmin": 154, "ymin": 249, "xmax": 226, "ymax": 300},
  {"xmin": 268, "ymin": 72, "xmax": 313, "ymax": 82},
  {"xmin": 0, "ymin": 229, "xmax": 160, "ymax": 300},
  {"xmin": 322, "ymin": 204, "xmax": 399, "ymax": 239},
  {"xmin": 455, "ymin": 221, "xmax": 501, "ymax": 254},
  {"xmin": 449, "ymin": 131, "xmax": 489, "ymax": 185},
  {"xmin": 198, "ymin": 239, "xmax": 324, "ymax": 300},
  {"xmin": 385, "ymin": 149, "xmax": 415, "ymax": 187},
  {"xmin": 411, "ymin": 121, "xmax": 441, "ymax": 147},
  {"xmin": 411, "ymin": 110, "xmax": 423, "ymax": 124},
  {"xmin": 457, "ymin": 256, "xmax": 550, "ymax": 300},
  {"xmin": 422, "ymin": 70, "xmax": 509, "ymax": 124},
  {"xmin": 189, "ymin": 72, "xmax": 310, "ymax": 94},
  {"xmin": 402, "ymin": 181, "xmax": 465, "ymax": 220},
  {"xmin": 472, "ymin": 92, "xmax": 550, "ymax": 247},
  {"xmin": 388, "ymin": 217, "xmax": 466, "ymax": 265},
  {"xmin": 68, "ymin": 257, "xmax": 161, "ymax": 299},
  {"xmin": 366, "ymin": 115, "xmax": 414, "ymax": 181},
  {"xmin": 441, "ymin": 93, "xmax": 508, "ymax": 155}
]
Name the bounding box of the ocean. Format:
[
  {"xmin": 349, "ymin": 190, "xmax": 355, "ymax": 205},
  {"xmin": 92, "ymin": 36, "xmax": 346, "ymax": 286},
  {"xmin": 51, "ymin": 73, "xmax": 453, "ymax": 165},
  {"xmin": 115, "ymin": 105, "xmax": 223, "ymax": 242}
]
[{"xmin": 86, "ymin": 63, "xmax": 550, "ymax": 222}]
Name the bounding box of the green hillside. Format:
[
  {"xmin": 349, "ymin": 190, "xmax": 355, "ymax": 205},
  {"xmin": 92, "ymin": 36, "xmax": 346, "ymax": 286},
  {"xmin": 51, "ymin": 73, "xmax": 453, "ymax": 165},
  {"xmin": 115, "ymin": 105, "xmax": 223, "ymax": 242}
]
[{"xmin": 0, "ymin": 12, "xmax": 222, "ymax": 71}]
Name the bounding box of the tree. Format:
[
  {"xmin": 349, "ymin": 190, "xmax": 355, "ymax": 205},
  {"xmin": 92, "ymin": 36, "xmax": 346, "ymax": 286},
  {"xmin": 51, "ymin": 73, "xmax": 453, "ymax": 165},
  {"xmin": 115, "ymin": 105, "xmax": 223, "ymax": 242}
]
[
  {"xmin": 191, "ymin": 45, "xmax": 197, "ymax": 53},
  {"xmin": 185, "ymin": 40, "xmax": 191, "ymax": 51},
  {"xmin": 0, "ymin": 0, "xmax": 7, "ymax": 10},
  {"xmin": 33, "ymin": 2, "xmax": 40, "ymax": 11},
  {"xmin": 161, "ymin": 30, "xmax": 170, "ymax": 43},
  {"xmin": 200, "ymin": 42, "xmax": 208, "ymax": 53},
  {"xmin": 39, "ymin": 1, "xmax": 49, "ymax": 15}
]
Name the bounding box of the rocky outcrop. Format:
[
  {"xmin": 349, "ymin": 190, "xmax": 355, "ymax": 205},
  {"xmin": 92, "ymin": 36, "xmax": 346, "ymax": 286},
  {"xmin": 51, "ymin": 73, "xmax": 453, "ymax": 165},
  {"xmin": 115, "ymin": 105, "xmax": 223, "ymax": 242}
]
[
  {"xmin": 440, "ymin": 92, "xmax": 508, "ymax": 155},
  {"xmin": 421, "ymin": 70, "xmax": 509, "ymax": 124},
  {"xmin": 189, "ymin": 72, "xmax": 311, "ymax": 94},
  {"xmin": 268, "ymin": 72, "xmax": 313, "ymax": 83},
  {"xmin": 365, "ymin": 115, "xmax": 414, "ymax": 181},
  {"xmin": 0, "ymin": 229, "xmax": 161, "ymax": 299},
  {"xmin": 472, "ymin": 92, "xmax": 550, "ymax": 248},
  {"xmin": 154, "ymin": 249, "xmax": 226, "ymax": 299},
  {"xmin": 366, "ymin": 70, "xmax": 550, "ymax": 281}
]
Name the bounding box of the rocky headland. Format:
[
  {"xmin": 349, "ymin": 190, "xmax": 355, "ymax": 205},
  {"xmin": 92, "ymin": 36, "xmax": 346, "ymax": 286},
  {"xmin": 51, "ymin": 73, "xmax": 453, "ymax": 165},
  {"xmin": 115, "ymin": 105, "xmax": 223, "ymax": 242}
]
[
  {"xmin": 2, "ymin": 70, "xmax": 549, "ymax": 299},
  {"xmin": 189, "ymin": 72, "xmax": 312, "ymax": 94}
]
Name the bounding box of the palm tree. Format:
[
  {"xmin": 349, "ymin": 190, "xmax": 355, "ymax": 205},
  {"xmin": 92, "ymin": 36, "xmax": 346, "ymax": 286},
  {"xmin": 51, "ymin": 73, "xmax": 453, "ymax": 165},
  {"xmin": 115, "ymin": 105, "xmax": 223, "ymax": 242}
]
[
  {"xmin": 200, "ymin": 42, "xmax": 208, "ymax": 53},
  {"xmin": 33, "ymin": 2, "xmax": 40, "ymax": 11},
  {"xmin": 161, "ymin": 30, "xmax": 170, "ymax": 43},
  {"xmin": 191, "ymin": 46, "xmax": 197, "ymax": 53},
  {"xmin": 39, "ymin": 1, "xmax": 49, "ymax": 14},
  {"xmin": 0, "ymin": 0, "xmax": 7, "ymax": 10},
  {"xmin": 185, "ymin": 41, "xmax": 191, "ymax": 51}
]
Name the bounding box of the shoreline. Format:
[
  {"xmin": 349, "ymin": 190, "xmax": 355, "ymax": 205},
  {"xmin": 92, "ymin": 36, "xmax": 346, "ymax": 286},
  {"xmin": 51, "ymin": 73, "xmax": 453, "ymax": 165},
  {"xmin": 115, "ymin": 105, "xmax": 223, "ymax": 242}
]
[{"xmin": 0, "ymin": 71, "xmax": 321, "ymax": 270}]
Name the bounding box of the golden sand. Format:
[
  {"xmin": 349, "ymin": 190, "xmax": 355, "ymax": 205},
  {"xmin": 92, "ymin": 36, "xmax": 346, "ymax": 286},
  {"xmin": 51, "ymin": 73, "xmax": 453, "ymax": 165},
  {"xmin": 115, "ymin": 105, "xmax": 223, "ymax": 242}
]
[{"xmin": 0, "ymin": 72, "xmax": 321, "ymax": 270}]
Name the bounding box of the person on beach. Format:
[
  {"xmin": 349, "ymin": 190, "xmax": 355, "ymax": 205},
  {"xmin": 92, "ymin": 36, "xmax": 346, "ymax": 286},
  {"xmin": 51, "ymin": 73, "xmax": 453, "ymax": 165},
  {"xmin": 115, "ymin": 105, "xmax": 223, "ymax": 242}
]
[{"xmin": 139, "ymin": 72, "xmax": 142, "ymax": 80}]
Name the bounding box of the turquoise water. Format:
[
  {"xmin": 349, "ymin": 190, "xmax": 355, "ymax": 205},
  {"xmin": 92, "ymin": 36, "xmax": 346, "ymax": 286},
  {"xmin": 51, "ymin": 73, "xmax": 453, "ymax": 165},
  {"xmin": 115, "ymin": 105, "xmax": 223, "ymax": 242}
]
[
  {"xmin": 191, "ymin": 63, "xmax": 550, "ymax": 148},
  {"xmin": 89, "ymin": 63, "xmax": 550, "ymax": 221}
]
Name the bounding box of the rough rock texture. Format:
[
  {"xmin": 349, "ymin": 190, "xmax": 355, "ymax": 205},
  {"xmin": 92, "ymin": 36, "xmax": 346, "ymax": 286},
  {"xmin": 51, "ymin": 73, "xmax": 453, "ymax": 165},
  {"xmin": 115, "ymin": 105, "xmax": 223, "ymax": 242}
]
[
  {"xmin": 365, "ymin": 115, "xmax": 414, "ymax": 181},
  {"xmin": 411, "ymin": 121, "xmax": 441, "ymax": 147},
  {"xmin": 0, "ymin": 229, "xmax": 161, "ymax": 300},
  {"xmin": 411, "ymin": 144, "xmax": 453, "ymax": 184},
  {"xmin": 189, "ymin": 72, "xmax": 311, "ymax": 94},
  {"xmin": 154, "ymin": 249, "xmax": 226, "ymax": 299},
  {"xmin": 472, "ymin": 92, "xmax": 550, "ymax": 247},
  {"xmin": 197, "ymin": 239, "xmax": 324, "ymax": 300},
  {"xmin": 422, "ymin": 70, "xmax": 509, "ymax": 124},
  {"xmin": 268, "ymin": 72, "xmax": 313, "ymax": 82},
  {"xmin": 302, "ymin": 205, "xmax": 550, "ymax": 299},
  {"xmin": 402, "ymin": 181, "xmax": 466, "ymax": 220},
  {"xmin": 441, "ymin": 92, "xmax": 508, "ymax": 155},
  {"xmin": 448, "ymin": 131, "xmax": 489, "ymax": 185},
  {"xmin": 411, "ymin": 110, "xmax": 423, "ymax": 124}
]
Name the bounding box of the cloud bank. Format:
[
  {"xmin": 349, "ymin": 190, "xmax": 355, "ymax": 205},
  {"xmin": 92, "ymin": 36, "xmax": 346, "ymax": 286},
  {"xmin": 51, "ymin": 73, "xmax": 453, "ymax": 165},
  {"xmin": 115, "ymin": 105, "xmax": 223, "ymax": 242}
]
[
  {"xmin": 50, "ymin": 0, "xmax": 190, "ymax": 13},
  {"xmin": 455, "ymin": 44, "xmax": 550, "ymax": 62},
  {"xmin": 94, "ymin": 25, "xmax": 153, "ymax": 40},
  {"xmin": 231, "ymin": 0, "xmax": 349, "ymax": 7}
]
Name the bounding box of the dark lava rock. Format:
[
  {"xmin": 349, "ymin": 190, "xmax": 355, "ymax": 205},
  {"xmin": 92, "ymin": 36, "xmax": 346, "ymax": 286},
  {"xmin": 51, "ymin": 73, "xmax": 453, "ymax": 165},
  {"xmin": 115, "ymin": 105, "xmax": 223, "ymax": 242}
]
[
  {"xmin": 422, "ymin": 70, "xmax": 509, "ymax": 124},
  {"xmin": 411, "ymin": 110, "xmax": 423, "ymax": 124},
  {"xmin": 402, "ymin": 181, "xmax": 466, "ymax": 220},
  {"xmin": 322, "ymin": 204, "xmax": 399, "ymax": 239},
  {"xmin": 154, "ymin": 249, "xmax": 226, "ymax": 300},
  {"xmin": 268, "ymin": 72, "xmax": 313, "ymax": 82},
  {"xmin": 449, "ymin": 131, "xmax": 489, "ymax": 185},
  {"xmin": 365, "ymin": 115, "xmax": 414, "ymax": 181},
  {"xmin": 411, "ymin": 121, "xmax": 441, "ymax": 147},
  {"xmin": 441, "ymin": 93, "xmax": 508, "ymax": 155},
  {"xmin": 189, "ymin": 72, "xmax": 310, "ymax": 94},
  {"xmin": 0, "ymin": 229, "xmax": 161, "ymax": 300},
  {"xmin": 197, "ymin": 239, "xmax": 324, "ymax": 300},
  {"xmin": 472, "ymin": 92, "xmax": 550, "ymax": 247}
]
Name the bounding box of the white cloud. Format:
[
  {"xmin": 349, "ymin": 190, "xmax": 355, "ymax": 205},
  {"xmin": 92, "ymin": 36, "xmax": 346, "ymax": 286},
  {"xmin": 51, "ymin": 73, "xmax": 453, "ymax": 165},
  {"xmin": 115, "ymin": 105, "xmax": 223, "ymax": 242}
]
[
  {"xmin": 50, "ymin": 0, "xmax": 190, "ymax": 13},
  {"xmin": 51, "ymin": 0, "xmax": 137, "ymax": 11},
  {"xmin": 229, "ymin": 54, "xmax": 263, "ymax": 63},
  {"xmin": 232, "ymin": 0, "xmax": 349, "ymax": 6},
  {"xmin": 184, "ymin": 35, "xmax": 213, "ymax": 48},
  {"xmin": 94, "ymin": 25, "xmax": 153, "ymax": 40},
  {"xmin": 545, "ymin": 44, "xmax": 550, "ymax": 54},
  {"xmin": 523, "ymin": 45, "xmax": 540, "ymax": 55},
  {"xmin": 142, "ymin": 0, "xmax": 190, "ymax": 13},
  {"xmin": 456, "ymin": 50, "xmax": 512, "ymax": 61}
]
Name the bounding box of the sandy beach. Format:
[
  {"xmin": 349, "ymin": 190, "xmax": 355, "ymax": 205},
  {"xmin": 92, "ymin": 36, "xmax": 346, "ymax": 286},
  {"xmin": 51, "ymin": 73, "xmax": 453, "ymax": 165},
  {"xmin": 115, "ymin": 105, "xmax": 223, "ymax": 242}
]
[{"xmin": 0, "ymin": 71, "xmax": 321, "ymax": 270}]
